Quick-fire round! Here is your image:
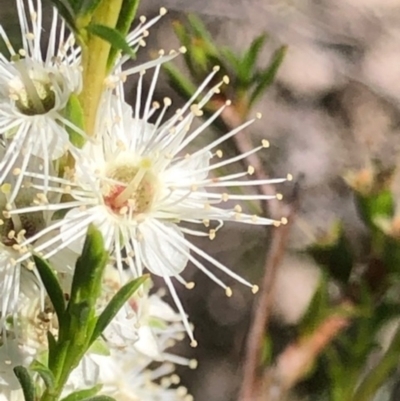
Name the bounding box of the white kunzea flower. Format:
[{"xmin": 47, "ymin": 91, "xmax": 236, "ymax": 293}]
[
  {"xmin": 65, "ymin": 341, "xmax": 194, "ymax": 401},
  {"xmin": 0, "ymin": 245, "xmax": 39, "ymax": 333},
  {"xmin": 10, "ymin": 67, "xmax": 289, "ymax": 343},
  {"xmin": 0, "ymin": 338, "xmax": 36, "ymax": 401},
  {"xmin": 91, "ymin": 349, "xmax": 194, "ymax": 401},
  {"xmin": 64, "ymin": 278, "xmax": 194, "ymax": 401},
  {"xmin": 0, "ymin": 0, "xmax": 82, "ymax": 204},
  {"xmin": 0, "ymin": 286, "xmax": 50, "ymax": 401}
]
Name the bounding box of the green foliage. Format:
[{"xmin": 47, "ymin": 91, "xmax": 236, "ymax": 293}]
[
  {"xmin": 22, "ymin": 225, "xmax": 148, "ymax": 401},
  {"xmin": 296, "ymin": 164, "xmax": 400, "ymax": 400},
  {"xmin": 107, "ymin": 0, "xmax": 140, "ymax": 69},
  {"xmin": 30, "ymin": 360, "xmax": 56, "ymax": 390},
  {"xmin": 306, "ymin": 222, "xmax": 353, "ymax": 284},
  {"xmin": 90, "ymin": 275, "xmax": 148, "ymax": 346},
  {"xmin": 47, "ymin": 0, "xmax": 78, "ymax": 33},
  {"xmin": 33, "ymin": 255, "xmax": 66, "ymax": 327},
  {"xmin": 60, "ymin": 385, "xmax": 103, "ymax": 401},
  {"xmin": 65, "ymin": 94, "xmax": 86, "ymax": 149},
  {"xmin": 74, "ymin": 0, "xmax": 103, "ymax": 16},
  {"xmin": 13, "ymin": 366, "xmax": 36, "ymax": 401},
  {"xmin": 165, "ymin": 14, "xmax": 286, "ymax": 117},
  {"xmin": 86, "ymin": 24, "xmax": 136, "ymax": 59}
]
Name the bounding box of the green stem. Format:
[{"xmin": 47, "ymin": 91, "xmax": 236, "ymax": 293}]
[
  {"xmin": 40, "ymin": 343, "xmax": 71, "ymax": 401},
  {"xmin": 79, "ymin": 0, "xmax": 124, "ymax": 137},
  {"xmin": 40, "ymin": 343, "xmax": 87, "ymax": 401},
  {"xmin": 350, "ymin": 323, "xmax": 400, "ymax": 401}
]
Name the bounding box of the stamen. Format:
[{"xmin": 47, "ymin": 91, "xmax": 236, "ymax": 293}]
[{"xmin": 113, "ymin": 159, "xmax": 151, "ymax": 207}]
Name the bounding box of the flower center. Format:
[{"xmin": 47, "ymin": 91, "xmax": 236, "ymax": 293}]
[
  {"xmin": 11, "ymin": 61, "xmax": 56, "ymax": 116},
  {"xmin": 102, "ymin": 157, "xmax": 158, "ymax": 217},
  {"xmin": 14, "ymin": 79, "xmax": 56, "ymax": 116}
]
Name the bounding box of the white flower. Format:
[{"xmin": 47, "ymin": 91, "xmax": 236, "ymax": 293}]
[
  {"xmin": 90, "ymin": 349, "xmax": 194, "ymax": 401},
  {"xmin": 0, "ymin": 245, "xmax": 37, "ymax": 333},
  {"xmin": 10, "ymin": 67, "xmax": 289, "ymax": 343},
  {"xmin": 64, "ymin": 277, "xmax": 195, "ymax": 401},
  {"xmin": 65, "ymin": 350, "xmax": 194, "ymax": 401},
  {"xmin": 0, "ymin": 338, "xmax": 36, "ymax": 396},
  {"xmin": 0, "ymin": 0, "xmax": 82, "ymax": 204},
  {"xmin": 0, "ymin": 290, "xmax": 48, "ymax": 400}
]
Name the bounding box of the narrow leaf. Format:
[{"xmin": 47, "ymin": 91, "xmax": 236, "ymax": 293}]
[
  {"xmin": 77, "ymin": 0, "xmax": 102, "ymax": 16},
  {"xmin": 65, "ymin": 94, "xmax": 86, "ymax": 148},
  {"xmin": 47, "ymin": 331, "xmax": 57, "ymax": 363},
  {"xmin": 187, "ymin": 14, "xmax": 218, "ymax": 53},
  {"xmin": 33, "ymin": 255, "xmax": 66, "ymax": 324},
  {"xmin": 60, "ymin": 384, "xmax": 103, "ymax": 401},
  {"xmin": 48, "ymin": 0, "xmax": 78, "ymax": 33},
  {"xmin": 220, "ymin": 47, "xmax": 241, "ymax": 72},
  {"xmin": 86, "ymin": 24, "xmax": 136, "ymax": 58},
  {"xmin": 30, "ymin": 360, "xmax": 55, "ymax": 390},
  {"xmin": 13, "ymin": 366, "xmax": 35, "ymax": 401},
  {"xmin": 69, "ymin": 224, "xmax": 108, "ymax": 307},
  {"xmin": 249, "ymin": 45, "xmax": 287, "ymax": 107},
  {"xmin": 67, "ymin": 0, "xmax": 81, "ymax": 13},
  {"xmin": 242, "ymin": 34, "xmax": 267, "ymax": 74},
  {"xmin": 83, "ymin": 396, "xmax": 116, "ymax": 401},
  {"xmin": 90, "ymin": 275, "xmax": 148, "ymax": 345},
  {"xmin": 107, "ymin": 0, "xmax": 140, "ymax": 69},
  {"xmin": 48, "ymin": 340, "xmax": 70, "ymax": 377}
]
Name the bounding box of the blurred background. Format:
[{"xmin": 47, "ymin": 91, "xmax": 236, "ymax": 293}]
[{"xmin": 4, "ymin": 1, "xmax": 400, "ymax": 400}]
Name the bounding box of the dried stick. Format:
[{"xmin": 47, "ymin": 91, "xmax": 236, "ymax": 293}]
[
  {"xmin": 238, "ymin": 205, "xmax": 296, "ymax": 401},
  {"xmin": 217, "ymin": 102, "xmax": 295, "ymax": 401}
]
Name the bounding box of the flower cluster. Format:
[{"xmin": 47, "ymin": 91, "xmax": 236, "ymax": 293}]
[{"xmin": 0, "ymin": 0, "xmax": 288, "ymax": 399}]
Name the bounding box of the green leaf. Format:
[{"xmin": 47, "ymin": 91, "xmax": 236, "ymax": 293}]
[
  {"xmin": 77, "ymin": 0, "xmax": 102, "ymax": 16},
  {"xmin": 249, "ymin": 45, "xmax": 287, "ymax": 107},
  {"xmin": 306, "ymin": 222, "xmax": 354, "ymax": 284},
  {"xmin": 86, "ymin": 24, "xmax": 136, "ymax": 59},
  {"xmin": 69, "ymin": 224, "xmax": 109, "ymax": 308},
  {"xmin": 242, "ymin": 34, "xmax": 268, "ymax": 76},
  {"xmin": 47, "ymin": 331, "xmax": 57, "ymax": 363},
  {"xmin": 107, "ymin": 0, "xmax": 140, "ymax": 69},
  {"xmin": 90, "ymin": 275, "xmax": 148, "ymax": 345},
  {"xmin": 33, "ymin": 255, "xmax": 66, "ymax": 325},
  {"xmin": 299, "ymin": 274, "xmax": 330, "ymax": 336},
  {"xmin": 30, "ymin": 360, "xmax": 55, "ymax": 390},
  {"xmin": 187, "ymin": 14, "xmax": 216, "ymax": 47},
  {"xmin": 82, "ymin": 397, "xmax": 116, "ymax": 401},
  {"xmin": 60, "ymin": 384, "xmax": 103, "ymax": 401},
  {"xmin": 48, "ymin": 0, "xmax": 78, "ymax": 33},
  {"xmin": 48, "ymin": 340, "xmax": 70, "ymax": 377},
  {"xmin": 172, "ymin": 19, "xmax": 209, "ymax": 79},
  {"xmin": 13, "ymin": 366, "xmax": 35, "ymax": 401},
  {"xmin": 220, "ymin": 47, "xmax": 241, "ymax": 74},
  {"xmin": 65, "ymin": 94, "xmax": 86, "ymax": 149},
  {"xmin": 351, "ymin": 324, "xmax": 400, "ymax": 401},
  {"xmin": 356, "ymin": 189, "xmax": 395, "ymax": 230}
]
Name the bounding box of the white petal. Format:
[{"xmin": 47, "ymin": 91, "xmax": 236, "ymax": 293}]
[
  {"xmin": 139, "ymin": 221, "xmax": 189, "ymax": 277},
  {"xmin": 163, "ymin": 150, "xmax": 212, "ymax": 184},
  {"xmin": 134, "ymin": 325, "xmax": 162, "ymax": 360},
  {"xmin": 147, "ymin": 294, "xmax": 181, "ymax": 322}
]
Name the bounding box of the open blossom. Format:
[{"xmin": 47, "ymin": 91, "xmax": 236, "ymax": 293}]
[
  {"xmin": 0, "ymin": 253, "xmax": 193, "ymax": 401},
  {"xmin": 0, "ymin": 0, "xmax": 82, "ymax": 204},
  {"xmin": 10, "ymin": 66, "xmax": 289, "ymax": 343},
  {"xmin": 63, "ymin": 273, "xmax": 195, "ymax": 401}
]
